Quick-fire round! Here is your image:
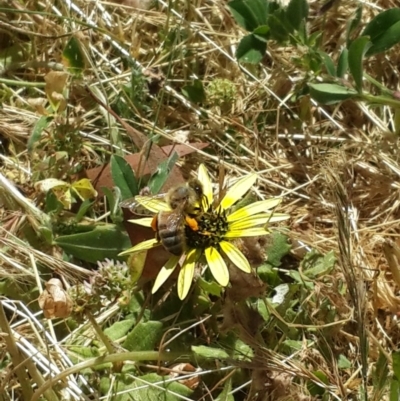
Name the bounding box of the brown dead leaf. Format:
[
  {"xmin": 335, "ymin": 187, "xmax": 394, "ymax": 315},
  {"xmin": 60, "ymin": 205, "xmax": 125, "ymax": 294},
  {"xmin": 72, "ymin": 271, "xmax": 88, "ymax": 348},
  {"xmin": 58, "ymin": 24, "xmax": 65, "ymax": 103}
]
[
  {"xmin": 84, "ymin": 85, "xmax": 208, "ymax": 194},
  {"xmin": 226, "ymin": 266, "xmax": 266, "ymax": 302},
  {"xmin": 143, "ymin": 67, "xmax": 165, "ymax": 95},
  {"xmin": 38, "ymin": 278, "xmax": 72, "ymax": 319},
  {"xmin": 170, "ymin": 363, "xmax": 201, "ymax": 390},
  {"xmin": 44, "ymin": 71, "xmax": 68, "ymax": 112},
  {"xmin": 221, "ymin": 297, "xmax": 264, "ymax": 342},
  {"xmin": 84, "ymin": 143, "xmax": 208, "ymax": 196}
]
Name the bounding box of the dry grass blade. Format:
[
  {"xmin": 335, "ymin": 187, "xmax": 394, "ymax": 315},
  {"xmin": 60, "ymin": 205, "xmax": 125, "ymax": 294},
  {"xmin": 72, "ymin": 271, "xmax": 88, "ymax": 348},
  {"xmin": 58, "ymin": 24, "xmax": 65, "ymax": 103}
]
[{"xmin": 325, "ymin": 156, "xmax": 369, "ymax": 397}]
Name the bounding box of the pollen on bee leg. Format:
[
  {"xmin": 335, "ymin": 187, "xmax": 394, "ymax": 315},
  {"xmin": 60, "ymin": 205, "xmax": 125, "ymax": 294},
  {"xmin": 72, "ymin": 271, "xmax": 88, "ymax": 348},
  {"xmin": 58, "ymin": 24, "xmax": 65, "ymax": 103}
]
[
  {"xmin": 185, "ymin": 216, "xmax": 199, "ymax": 231},
  {"xmin": 151, "ymin": 214, "xmax": 158, "ymax": 232}
]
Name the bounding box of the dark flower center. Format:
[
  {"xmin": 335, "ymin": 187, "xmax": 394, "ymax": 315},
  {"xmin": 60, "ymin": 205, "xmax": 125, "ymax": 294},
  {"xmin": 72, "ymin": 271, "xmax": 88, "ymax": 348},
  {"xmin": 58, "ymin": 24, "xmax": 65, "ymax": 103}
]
[{"xmin": 186, "ymin": 208, "xmax": 229, "ymax": 249}]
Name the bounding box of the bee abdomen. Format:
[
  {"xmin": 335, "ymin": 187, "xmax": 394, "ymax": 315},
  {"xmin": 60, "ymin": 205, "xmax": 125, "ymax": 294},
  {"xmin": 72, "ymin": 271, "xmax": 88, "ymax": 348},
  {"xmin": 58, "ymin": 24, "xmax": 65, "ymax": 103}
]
[{"xmin": 158, "ymin": 228, "xmax": 185, "ymax": 255}]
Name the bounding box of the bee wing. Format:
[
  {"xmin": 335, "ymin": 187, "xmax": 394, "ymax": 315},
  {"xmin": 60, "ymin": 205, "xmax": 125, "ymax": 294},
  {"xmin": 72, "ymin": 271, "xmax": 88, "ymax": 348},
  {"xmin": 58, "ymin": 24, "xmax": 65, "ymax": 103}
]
[
  {"xmin": 135, "ymin": 194, "xmax": 170, "ymax": 213},
  {"xmin": 164, "ymin": 209, "xmax": 186, "ymax": 227},
  {"xmin": 120, "ymin": 193, "xmax": 169, "ymax": 215}
]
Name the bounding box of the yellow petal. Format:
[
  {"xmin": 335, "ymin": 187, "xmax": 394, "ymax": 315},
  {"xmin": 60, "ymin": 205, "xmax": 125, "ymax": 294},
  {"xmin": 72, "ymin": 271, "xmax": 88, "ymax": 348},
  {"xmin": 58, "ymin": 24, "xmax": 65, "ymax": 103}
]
[
  {"xmin": 128, "ymin": 217, "xmax": 153, "ymax": 227},
  {"xmin": 205, "ymin": 247, "xmax": 229, "ymax": 286},
  {"xmin": 265, "ymin": 213, "xmax": 290, "ymax": 222},
  {"xmin": 35, "ymin": 179, "xmax": 73, "ymax": 209},
  {"xmin": 220, "ymin": 241, "xmax": 251, "ymax": 273},
  {"xmin": 35, "ymin": 178, "xmax": 69, "ymax": 192},
  {"xmin": 71, "ymin": 178, "xmax": 98, "ymax": 200},
  {"xmin": 177, "ymin": 249, "xmax": 198, "ymax": 300},
  {"xmin": 118, "ymin": 238, "xmax": 159, "ymax": 256},
  {"xmin": 198, "ymin": 163, "xmax": 213, "ymax": 209},
  {"xmin": 128, "ymin": 252, "xmax": 147, "ymax": 284},
  {"xmin": 227, "ymin": 198, "xmax": 282, "ymax": 222},
  {"xmin": 229, "ymin": 213, "xmax": 290, "ymax": 230},
  {"xmin": 220, "ymin": 174, "xmax": 258, "ymax": 210},
  {"xmin": 152, "ymin": 256, "xmax": 180, "ymax": 294},
  {"xmin": 56, "ymin": 188, "xmax": 72, "ymax": 209},
  {"xmin": 229, "ymin": 215, "xmax": 272, "ymax": 230},
  {"xmin": 224, "ymin": 227, "xmax": 269, "ymax": 238},
  {"xmin": 135, "ymin": 195, "xmax": 170, "ymax": 213}
]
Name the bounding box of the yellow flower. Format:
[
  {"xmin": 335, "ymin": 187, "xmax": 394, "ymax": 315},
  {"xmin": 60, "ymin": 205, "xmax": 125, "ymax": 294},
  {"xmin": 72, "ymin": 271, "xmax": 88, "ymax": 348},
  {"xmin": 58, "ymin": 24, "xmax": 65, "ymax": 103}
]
[{"xmin": 119, "ymin": 164, "xmax": 289, "ymax": 300}]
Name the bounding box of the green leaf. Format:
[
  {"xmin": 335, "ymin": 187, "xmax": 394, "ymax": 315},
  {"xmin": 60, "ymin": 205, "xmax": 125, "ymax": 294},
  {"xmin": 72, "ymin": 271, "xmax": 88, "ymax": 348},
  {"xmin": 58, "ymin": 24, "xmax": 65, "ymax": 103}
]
[
  {"xmin": 75, "ymin": 199, "xmax": 93, "ymax": 222},
  {"xmin": 307, "ymin": 31, "xmax": 322, "ymax": 48},
  {"xmin": 0, "ymin": 43, "xmax": 28, "ymax": 72},
  {"xmin": 362, "ymin": 8, "xmax": 400, "ymax": 41},
  {"xmin": 110, "ymin": 154, "xmax": 138, "ymax": 200},
  {"xmin": 253, "ymin": 25, "xmax": 270, "ymax": 42},
  {"xmin": 192, "ymin": 345, "xmax": 229, "ymax": 360},
  {"xmin": 373, "ymin": 351, "xmax": 389, "ymax": 392},
  {"xmin": 236, "ymin": 34, "xmax": 267, "ymax": 64},
  {"xmin": 39, "ymin": 225, "xmax": 54, "ymax": 245},
  {"xmin": 337, "ymin": 354, "xmax": 352, "ymax": 369},
  {"xmin": 318, "ymin": 51, "xmax": 336, "ymax": 77},
  {"xmin": 283, "ymin": 340, "xmax": 302, "ymax": 351},
  {"xmin": 232, "ymin": 338, "xmax": 253, "ymax": 360},
  {"xmin": 182, "ymin": 79, "xmax": 206, "ymax": 103},
  {"xmin": 257, "ymin": 263, "xmax": 280, "ymax": 286},
  {"xmin": 55, "ymin": 224, "xmax": 131, "ymax": 263},
  {"xmin": 104, "ymin": 319, "xmax": 135, "ymax": 341},
  {"xmin": 301, "ymin": 250, "xmax": 336, "ymax": 279},
  {"xmin": 362, "ymin": 9, "xmax": 400, "ymax": 56},
  {"xmin": 367, "ymin": 20, "xmax": 400, "ymax": 56},
  {"xmin": 268, "ymin": 11, "xmax": 290, "ymax": 42},
  {"xmin": 148, "ymin": 151, "xmax": 179, "ymax": 194},
  {"xmin": 286, "ymin": 0, "xmax": 309, "ymax": 31},
  {"xmin": 256, "ymin": 299, "xmax": 269, "ymax": 321},
  {"xmin": 287, "ymin": 270, "xmax": 314, "ymax": 289},
  {"xmin": 265, "ymin": 232, "xmax": 291, "ymax": 267},
  {"xmin": 228, "ymin": 0, "xmax": 268, "ymax": 32},
  {"xmin": 197, "ymin": 277, "xmax": 223, "ymax": 296},
  {"xmin": 215, "ymin": 378, "xmax": 234, "ymax": 401},
  {"xmin": 348, "ymin": 36, "xmax": 372, "ymax": 92},
  {"xmin": 69, "ymin": 346, "xmax": 100, "ymax": 362},
  {"xmin": 0, "ymin": 279, "xmax": 33, "ymax": 302},
  {"xmin": 228, "ymin": 0, "xmax": 259, "ymax": 31},
  {"xmin": 390, "ymin": 379, "xmax": 400, "ymax": 401},
  {"xmin": 308, "ymin": 83, "xmax": 358, "ymax": 105},
  {"xmin": 28, "ymin": 116, "xmax": 52, "ymax": 152},
  {"xmin": 44, "ymin": 190, "xmax": 63, "ymax": 214},
  {"xmin": 346, "ymin": 5, "xmax": 363, "ymax": 44},
  {"xmin": 100, "ymin": 373, "xmax": 193, "ymax": 401},
  {"xmin": 123, "ymin": 321, "xmax": 163, "ymax": 351},
  {"xmin": 283, "ymin": 339, "xmax": 312, "ymax": 351},
  {"xmin": 393, "ymin": 351, "xmax": 400, "ymax": 382},
  {"xmin": 102, "ymin": 186, "xmax": 122, "ymax": 223},
  {"xmin": 62, "ymin": 36, "xmax": 85, "ymax": 75},
  {"xmin": 337, "ymin": 48, "xmax": 349, "ymax": 78},
  {"xmin": 307, "ymin": 371, "xmax": 329, "ymax": 396}
]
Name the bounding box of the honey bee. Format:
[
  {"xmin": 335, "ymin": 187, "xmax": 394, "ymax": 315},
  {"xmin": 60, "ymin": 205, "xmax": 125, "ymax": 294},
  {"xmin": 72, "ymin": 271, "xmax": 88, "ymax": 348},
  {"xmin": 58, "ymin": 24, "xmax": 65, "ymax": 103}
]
[
  {"xmin": 151, "ymin": 179, "xmax": 204, "ymax": 255},
  {"xmin": 120, "ymin": 180, "xmax": 204, "ymax": 255}
]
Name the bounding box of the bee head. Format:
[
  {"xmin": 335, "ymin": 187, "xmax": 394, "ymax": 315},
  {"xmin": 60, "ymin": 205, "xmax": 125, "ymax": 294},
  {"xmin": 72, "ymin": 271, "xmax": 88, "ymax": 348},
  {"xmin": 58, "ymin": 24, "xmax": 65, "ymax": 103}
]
[
  {"xmin": 187, "ymin": 179, "xmax": 205, "ymax": 214},
  {"xmin": 187, "ymin": 179, "xmax": 203, "ymax": 200},
  {"xmin": 168, "ymin": 186, "xmax": 190, "ymax": 210},
  {"xmin": 167, "ymin": 180, "xmax": 205, "ymax": 213}
]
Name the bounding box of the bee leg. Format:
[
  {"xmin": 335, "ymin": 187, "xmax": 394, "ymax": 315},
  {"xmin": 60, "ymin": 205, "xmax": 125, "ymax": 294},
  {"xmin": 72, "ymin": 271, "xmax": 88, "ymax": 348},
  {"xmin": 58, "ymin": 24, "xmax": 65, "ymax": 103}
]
[{"xmin": 185, "ymin": 216, "xmax": 199, "ymax": 231}]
